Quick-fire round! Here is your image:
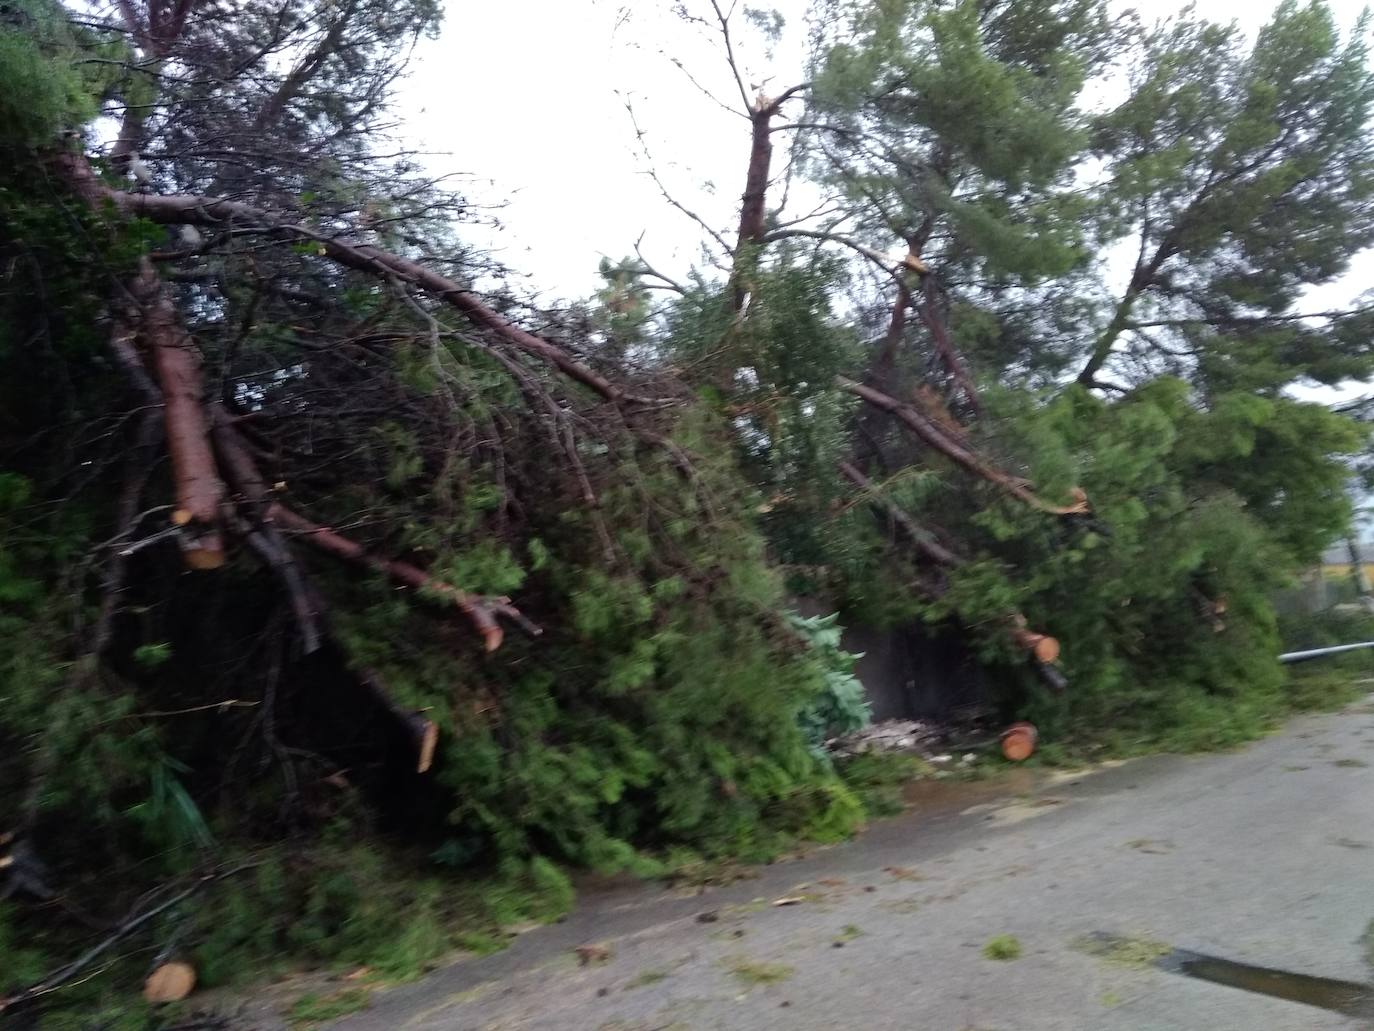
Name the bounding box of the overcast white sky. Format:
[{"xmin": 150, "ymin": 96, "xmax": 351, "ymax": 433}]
[
  {"xmin": 397, "ymin": 0, "xmax": 1373, "ymax": 403},
  {"xmin": 399, "ymin": 0, "xmax": 1370, "ymax": 295},
  {"xmin": 399, "ymin": 0, "xmax": 814, "ymax": 299}
]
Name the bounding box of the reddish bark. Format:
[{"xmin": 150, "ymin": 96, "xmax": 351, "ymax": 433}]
[
  {"xmin": 209, "ymin": 405, "xmax": 269, "ymax": 519},
  {"xmin": 130, "ymin": 258, "xmax": 226, "ymax": 569},
  {"xmin": 206, "ymin": 407, "xmax": 326, "ymax": 652},
  {"xmin": 61, "ymin": 164, "xmax": 644, "ymax": 406},
  {"xmin": 835, "ymin": 376, "xmax": 1088, "ymax": 516},
  {"xmin": 917, "ymin": 277, "xmax": 983, "ymax": 418},
  {"xmin": 728, "ymin": 85, "xmax": 808, "ymax": 313},
  {"xmin": 871, "ymin": 281, "xmax": 910, "ymax": 389},
  {"xmin": 736, "ymin": 107, "xmax": 780, "ymax": 257},
  {"xmin": 267, "ymin": 504, "xmax": 540, "ymax": 651},
  {"xmin": 49, "ymin": 153, "xmax": 226, "ymax": 568}
]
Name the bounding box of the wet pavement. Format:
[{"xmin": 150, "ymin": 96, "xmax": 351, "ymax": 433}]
[{"xmin": 328, "ymin": 695, "xmax": 1374, "ymax": 1030}]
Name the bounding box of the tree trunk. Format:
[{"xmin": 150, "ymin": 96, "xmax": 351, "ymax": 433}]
[
  {"xmin": 130, "ymin": 258, "xmax": 226, "ymax": 569},
  {"xmin": 1346, "ymin": 535, "xmax": 1374, "ymax": 612},
  {"xmin": 1076, "ymin": 289, "xmax": 1140, "ymax": 387},
  {"xmin": 917, "ymin": 276, "xmax": 982, "ymax": 417},
  {"xmin": 731, "ymin": 105, "xmax": 774, "ymax": 312}
]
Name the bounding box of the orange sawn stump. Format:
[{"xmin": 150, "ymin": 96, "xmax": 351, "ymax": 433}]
[
  {"xmin": 1000, "ymin": 721, "xmax": 1039, "ymax": 762},
  {"xmin": 144, "ymin": 961, "xmax": 196, "ymax": 1003}
]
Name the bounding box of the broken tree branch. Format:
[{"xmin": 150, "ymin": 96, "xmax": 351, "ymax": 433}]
[
  {"xmin": 129, "ymin": 257, "xmax": 227, "ymax": 569},
  {"xmin": 838, "ymin": 462, "xmax": 1063, "ymax": 672},
  {"xmin": 52, "ymin": 152, "xmax": 657, "ymax": 408},
  {"xmin": 357, "ymin": 669, "xmax": 438, "ymax": 774},
  {"xmin": 761, "ymin": 227, "xmax": 916, "ymax": 275},
  {"xmin": 838, "ymin": 460, "xmax": 960, "ymax": 567},
  {"xmin": 0, "ymin": 863, "xmax": 257, "ymax": 1015},
  {"xmin": 835, "ymin": 376, "xmax": 1087, "ymax": 516},
  {"xmin": 267, "ymin": 504, "xmax": 541, "ymax": 651}
]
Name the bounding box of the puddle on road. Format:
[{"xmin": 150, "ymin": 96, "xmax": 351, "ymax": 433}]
[
  {"xmin": 898, "ymin": 760, "xmax": 1132, "ymax": 825},
  {"xmin": 900, "ymin": 767, "xmax": 1050, "ymax": 815},
  {"xmin": 900, "ymin": 768, "xmax": 1039, "ymax": 810},
  {"xmin": 1084, "ymin": 933, "xmax": 1374, "ymax": 1019},
  {"xmin": 1166, "ymin": 951, "xmax": 1374, "ymax": 1018}
]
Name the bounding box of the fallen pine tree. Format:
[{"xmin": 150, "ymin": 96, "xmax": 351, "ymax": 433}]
[{"xmin": 3, "ymin": 0, "xmax": 1374, "ymax": 1018}]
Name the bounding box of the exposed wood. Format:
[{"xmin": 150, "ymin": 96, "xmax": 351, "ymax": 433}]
[
  {"xmin": 839, "ymin": 461, "xmax": 1064, "ymax": 678},
  {"xmin": 268, "ymin": 503, "xmax": 541, "ymax": 651},
  {"xmin": 129, "ymin": 257, "xmax": 226, "ymax": 569},
  {"xmin": 358, "ymin": 669, "xmax": 438, "ymax": 774},
  {"xmin": 0, "ymin": 864, "xmax": 256, "ymax": 1015},
  {"xmin": 1013, "ymin": 628, "xmax": 1060, "ymax": 664},
  {"xmin": 53, "ymin": 152, "xmax": 226, "ymax": 569},
  {"xmin": 1000, "ymin": 721, "xmax": 1038, "ymax": 762},
  {"xmin": 143, "ymin": 961, "xmax": 196, "ymax": 1003}
]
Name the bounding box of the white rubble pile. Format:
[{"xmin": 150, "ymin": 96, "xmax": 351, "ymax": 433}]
[{"xmin": 825, "ymin": 719, "xmax": 939, "ymax": 757}]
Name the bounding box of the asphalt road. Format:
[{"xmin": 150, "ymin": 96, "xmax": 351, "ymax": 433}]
[{"xmin": 331, "ymin": 695, "xmax": 1374, "ymax": 1031}]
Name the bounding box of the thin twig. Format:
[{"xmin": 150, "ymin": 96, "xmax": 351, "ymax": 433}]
[{"xmin": 0, "ymin": 863, "xmax": 259, "ymax": 1013}]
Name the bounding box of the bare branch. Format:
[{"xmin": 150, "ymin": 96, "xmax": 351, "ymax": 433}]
[
  {"xmin": 762, "ymin": 227, "xmax": 906, "ymax": 275},
  {"xmin": 632, "ymin": 235, "xmax": 687, "ymax": 295},
  {"xmin": 707, "ymin": 0, "xmax": 754, "ymax": 112},
  {"xmin": 667, "ymin": 55, "xmax": 750, "ymax": 119},
  {"xmin": 54, "ymin": 152, "xmax": 662, "ymax": 408},
  {"xmin": 1126, "ymin": 308, "xmax": 1370, "ymax": 329},
  {"xmin": 623, "ymin": 98, "xmax": 735, "ymax": 260},
  {"xmin": 268, "ymin": 504, "xmax": 542, "ymax": 651}
]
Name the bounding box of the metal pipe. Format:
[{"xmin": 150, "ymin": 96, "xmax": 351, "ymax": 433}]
[{"xmin": 1278, "ymin": 641, "xmax": 1374, "ymax": 664}]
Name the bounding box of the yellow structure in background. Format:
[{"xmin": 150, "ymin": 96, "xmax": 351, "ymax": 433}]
[{"xmin": 1320, "ymin": 542, "xmax": 1374, "ymax": 583}]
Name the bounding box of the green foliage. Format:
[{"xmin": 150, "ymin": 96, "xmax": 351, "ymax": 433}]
[
  {"xmin": 190, "ymin": 842, "xmax": 574, "ymax": 989},
  {"xmin": 0, "ymin": 903, "xmax": 49, "ymax": 993},
  {"xmin": 0, "ymin": 0, "xmax": 103, "ymax": 149},
  {"xmin": 125, "ymin": 756, "xmax": 215, "ymax": 854},
  {"xmin": 1083, "ymin": 1, "xmax": 1374, "ymax": 389},
  {"xmin": 6, "ymin": 0, "xmax": 1374, "ymax": 1017},
  {"xmin": 132, "ymin": 642, "xmax": 173, "ymax": 668},
  {"xmin": 289, "ymin": 988, "xmax": 371, "ymax": 1027},
  {"xmin": 982, "ymin": 934, "xmax": 1023, "ymax": 960},
  {"xmin": 835, "ymin": 752, "xmax": 930, "ymax": 818},
  {"xmin": 325, "ymin": 407, "xmax": 864, "ymax": 875},
  {"xmin": 727, "ymin": 957, "xmax": 794, "ymax": 985},
  {"xmin": 811, "ymin": 0, "xmax": 1120, "ymax": 295},
  {"xmin": 983, "ymin": 381, "xmax": 1361, "ymax": 748},
  {"xmin": 787, "ymin": 611, "xmax": 871, "ymax": 755}
]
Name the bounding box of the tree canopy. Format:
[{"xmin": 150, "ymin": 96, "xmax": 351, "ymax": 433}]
[{"xmin": 2, "ymin": 0, "xmax": 1372, "ymax": 1017}]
